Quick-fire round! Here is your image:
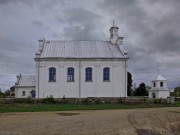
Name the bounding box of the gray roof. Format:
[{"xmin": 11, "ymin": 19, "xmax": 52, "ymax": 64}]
[
  {"xmin": 15, "ymin": 74, "xmax": 36, "ymax": 87},
  {"xmin": 152, "ymin": 74, "xmax": 166, "ymax": 81},
  {"xmin": 36, "ymin": 40, "xmax": 127, "ymax": 59}
]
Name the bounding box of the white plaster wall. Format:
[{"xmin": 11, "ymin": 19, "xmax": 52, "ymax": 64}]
[
  {"xmin": 36, "ymin": 59, "xmax": 127, "ymax": 98},
  {"xmin": 15, "ymin": 87, "xmax": 35, "ymax": 98},
  {"xmin": 38, "ymin": 61, "xmax": 79, "ymax": 98},
  {"xmin": 152, "ymin": 80, "xmax": 167, "ymax": 89},
  {"xmin": 158, "ymin": 91, "xmax": 170, "ymax": 98},
  {"xmin": 149, "ymin": 91, "xmax": 159, "ymax": 98},
  {"xmin": 149, "ymin": 90, "xmax": 170, "ymax": 98}
]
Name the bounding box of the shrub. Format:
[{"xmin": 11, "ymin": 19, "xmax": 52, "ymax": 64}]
[
  {"xmin": 42, "ymin": 95, "xmax": 55, "ymax": 104},
  {"xmin": 154, "ymin": 99, "xmax": 158, "ymax": 104},
  {"xmin": 118, "ymin": 97, "xmax": 124, "ymax": 103},
  {"xmin": 26, "ymin": 96, "xmax": 34, "ymax": 104},
  {"xmin": 94, "ymin": 98, "xmax": 102, "ymax": 104},
  {"xmin": 158, "ymin": 98, "xmax": 162, "ymax": 104},
  {"xmin": 143, "ymin": 97, "xmax": 147, "ymax": 103},
  {"xmin": 82, "ymin": 98, "xmax": 91, "ymax": 104},
  {"xmin": 61, "ymin": 95, "xmax": 69, "ymax": 104}
]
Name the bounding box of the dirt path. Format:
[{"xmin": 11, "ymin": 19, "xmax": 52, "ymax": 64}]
[{"xmin": 0, "ymin": 107, "xmax": 180, "ymax": 135}]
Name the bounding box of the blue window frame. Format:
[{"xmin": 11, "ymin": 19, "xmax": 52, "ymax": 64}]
[
  {"xmin": 67, "ymin": 67, "xmax": 74, "ymax": 81},
  {"xmin": 85, "ymin": 67, "xmax": 92, "ymax": 81},
  {"xmin": 49, "ymin": 67, "xmax": 56, "ymax": 81},
  {"xmin": 103, "ymin": 67, "xmax": 110, "ymax": 81}
]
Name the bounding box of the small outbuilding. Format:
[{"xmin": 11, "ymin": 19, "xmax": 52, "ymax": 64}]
[
  {"xmin": 14, "ymin": 74, "xmax": 36, "ymax": 98},
  {"xmin": 149, "ymin": 73, "xmax": 170, "ymax": 98}
]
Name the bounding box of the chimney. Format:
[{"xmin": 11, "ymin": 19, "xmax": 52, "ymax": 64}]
[
  {"xmin": 15, "ymin": 74, "xmax": 22, "ymax": 85},
  {"xmin": 117, "ymin": 37, "xmax": 124, "ymax": 45}
]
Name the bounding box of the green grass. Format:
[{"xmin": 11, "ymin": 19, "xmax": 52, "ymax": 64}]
[{"xmin": 0, "ymin": 102, "xmax": 180, "ymax": 113}]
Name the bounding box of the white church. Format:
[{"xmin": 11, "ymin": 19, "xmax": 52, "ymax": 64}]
[
  {"xmin": 149, "ymin": 73, "xmax": 170, "ymax": 98},
  {"xmin": 14, "ymin": 23, "xmax": 129, "ymax": 98}
]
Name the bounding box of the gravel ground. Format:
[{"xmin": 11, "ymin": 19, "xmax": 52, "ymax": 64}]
[{"xmin": 0, "ymin": 107, "xmax": 180, "ymax": 135}]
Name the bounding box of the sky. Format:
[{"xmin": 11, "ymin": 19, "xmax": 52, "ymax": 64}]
[{"xmin": 0, "ymin": 0, "xmax": 180, "ymax": 91}]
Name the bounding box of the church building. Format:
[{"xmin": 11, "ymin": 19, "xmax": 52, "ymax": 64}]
[
  {"xmin": 149, "ymin": 73, "xmax": 170, "ymax": 98},
  {"xmin": 14, "ymin": 23, "xmax": 129, "ymax": 98}
]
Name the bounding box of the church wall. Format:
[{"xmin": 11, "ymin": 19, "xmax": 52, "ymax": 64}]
[
  {"xmin": 15, "ymin": 87, "xmax": 35, "ymax": 98},
  {"xmin": 158, "ymin": 91, "xmax": 170, "ymax": 98},
  {"xmin": 149, "ymin": 90, "xmax": 170, "ymax": 98},
  {"xmin": 149, "ymin": 91, "xmax": 159, "ymax": 98},
  {"xmin": 36, "ymin": 59, "xmax": 127, "ymax": 98}
]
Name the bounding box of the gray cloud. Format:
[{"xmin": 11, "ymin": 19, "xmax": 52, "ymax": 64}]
[
  {"xmin": 32, "ymin": 20, "xmax": 44, "ymax": 28},
  {"xmin": 0, "ymin": 0, "xmax": 33, "ymax": 7},
  {"xmin": 98, "ymin": 0, "xmax": 180, "ymax": 88},
  {"xmin": 61, "ymin": 8, "xmax": 106, "ymax": 40},
  {"xmin": 0, "ymin": 0, "xmax": 179, "ymax": 91}
]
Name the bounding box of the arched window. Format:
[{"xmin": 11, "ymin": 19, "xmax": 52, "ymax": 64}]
[
  {"xmin": 49, "ymin": 67, "xmax": 56, "ymax": 81},
  {"xmin": 153, "ymin": 82, "xmax": 156, "ymax": 87},
  {"xmin": 67, "ymin": 67, "xmax": 74, "ymax": 81},
  {"xmin": 85, "ymin": 67, "xmax": 92, "ymax": 81},
  {"xmin": 160, "ymin": 82, "xmax": 163, "ymax": 87},
  {"xmin": 103, "ymin": 67, "xmax": 110, "ymax": 81}
]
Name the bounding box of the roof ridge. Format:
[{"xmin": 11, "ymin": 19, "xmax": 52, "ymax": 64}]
[
  {"xmin": 21, "ymin": 74, "xmax": 36, "ymax": 76},
  {"xmin": 46, "ymin": 40, "xmax": 109, "ymax": 42}
]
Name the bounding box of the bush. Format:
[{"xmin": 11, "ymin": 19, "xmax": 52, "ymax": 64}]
[
  {"xmin": 158, "ymin": 98, "xmax": 162, "ymax": 104},
  {"xmin": 143, "ymin": 97, "xmax": 147, "ymax": 103},
  {"xmin": 94, "ymin": 98, "xmax": 102, "ymax": 104},
  {"xmin": 154, "ymin": 99, "xmax": 157, "ymax": 104},
  {"xmin": 82, "ymin": 98, "xmax": 91, "ymax": 104},
  {"xmin": 42, "ymin": 95, "xmax": 55, "ymax": 104},
  {"xmin": 62, "ymin": 95, "xmax": 69, "ymax": 104},
  {"xmin": 118, "ymin": 97, "xmax": 124, "ymax": 103}
]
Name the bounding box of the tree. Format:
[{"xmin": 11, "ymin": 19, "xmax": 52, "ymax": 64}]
[
  {"xmin": 0, "ymin": 89, "xmax": 5, "ymax": 98},
  {"xmin": 4, "ymin": 90, "xmax": 10, "ymax": 97},
  {"xmin": 127, "ymin": 72, "xmax": 133, "ymax": 96},
  {"xmin": 171, "ymin": 86, "xmax": 180, "ymax": 97},
  {"xmin": 134, "ymin": 82, "xmax": 148, "ymax": 96}
]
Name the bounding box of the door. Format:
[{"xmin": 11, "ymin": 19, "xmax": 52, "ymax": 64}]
[
  {"xmin": 152, "ymin": 93, "xmax": 156, "ymax": 98},
  {"xmin": 30, "ymin": 90, "xmax": 36, "ymax": 98}
]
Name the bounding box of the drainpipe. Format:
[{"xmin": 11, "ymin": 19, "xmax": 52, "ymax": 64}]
[
  {"xmin": 37, "ymin": 60, "xmax": 40, "ymax": 98},
  {"xmin": 125, "ymin": 60, "xmax": 127, "ymax": 97},
  {"xmin": 79, "ymin": 60, "xmax": 81, "ymax": 98}
]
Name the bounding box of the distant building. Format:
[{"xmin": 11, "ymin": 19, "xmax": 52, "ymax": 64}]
[
  {"xmin": 14, "ymin": 23, "xmax": 129, "ymax": 98},
  {"xmin": 15, "ymin": 74, "xmax": 36, "ymax": 98},
  {"xmin": 149, "ymin": 74, "xmax": 170, "ymax": 98}
]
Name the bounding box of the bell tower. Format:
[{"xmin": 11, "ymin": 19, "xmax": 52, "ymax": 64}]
[{"xmin": 109, "ymin": 20, "xmax": 119, "ymax": 44}]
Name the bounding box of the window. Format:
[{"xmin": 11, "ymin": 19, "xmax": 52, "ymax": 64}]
[
  {"xmin": 67, "ymin": 67, "xmax": 74, "ymax": 82},
  {"xmin": 103, "ymin": 67, "xmax": 110, "ymax": 81},
  {"xmin": 153, "ymin": 82, "xmax": 156, "ymax": 87},
  {"xmin": 85, "ymin": 67, "xmax": 92, "ymax": 81},
  {"xmin": 160, "ymin": 82, "xmax": 163, "ymax": 87},
  {"xmin": 49, "ymin": 67, "xmax": 56, "ymax": 81},
  {"xmin": 22, "ymin": 91, "xmax": 25, "ymax": 96}
]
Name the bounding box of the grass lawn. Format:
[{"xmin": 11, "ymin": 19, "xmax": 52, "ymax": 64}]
[{"xmin": 0, "ymin": 101, "xmax": 180, "ymax": 113}]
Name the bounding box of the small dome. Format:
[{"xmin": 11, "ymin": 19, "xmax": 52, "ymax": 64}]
[{"xmin": 153, "ymin": 74, "xmax": 166, "ymax": 81}]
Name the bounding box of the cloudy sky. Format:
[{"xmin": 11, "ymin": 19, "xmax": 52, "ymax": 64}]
[{"xmin": 0, "ymin": 0, "xmax": 180, "ymax": 91}]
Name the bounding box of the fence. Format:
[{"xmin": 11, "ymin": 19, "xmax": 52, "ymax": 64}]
[{"xmin": 0, "ymin": 97, "xmax": 171, "ymax": 104}]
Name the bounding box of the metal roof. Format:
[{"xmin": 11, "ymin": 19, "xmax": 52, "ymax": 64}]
[
  {"xmin": 152, "ymin": 74, "xmax": 166, "ymax": 81},
  {"xmin": 15, "ymin": 75, "xmax": 36, "ymax": 87},
  {"xmin": 37, "ymin": 40, "xmax": 127, "ymax": 59}
]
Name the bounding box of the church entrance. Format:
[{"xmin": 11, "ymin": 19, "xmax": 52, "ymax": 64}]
[
  {"xmin": 30, "ymin": 90, "xmax": 36, "ymax": 98},
  {"xmin": 152, "ymin": 93, "xmax": 156, "ymax": 98}
]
